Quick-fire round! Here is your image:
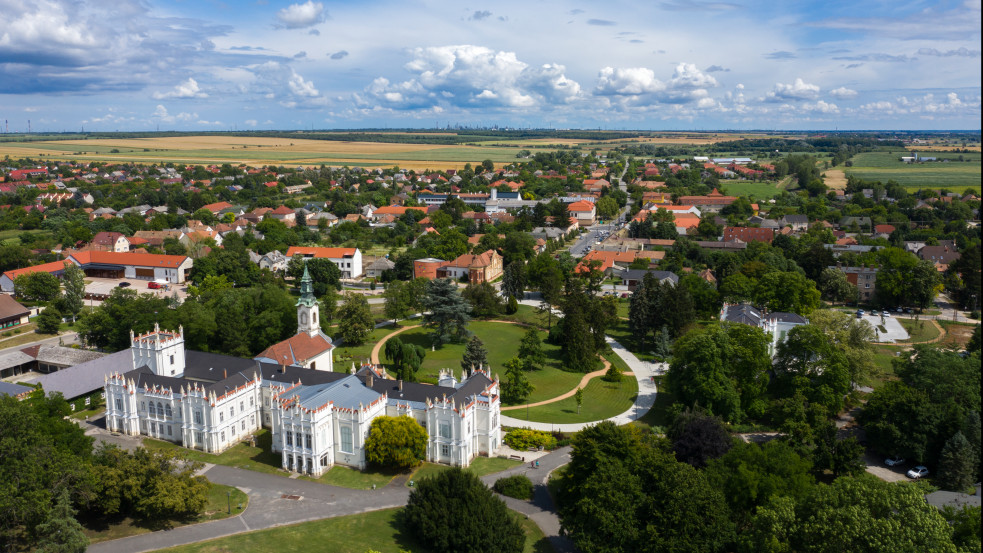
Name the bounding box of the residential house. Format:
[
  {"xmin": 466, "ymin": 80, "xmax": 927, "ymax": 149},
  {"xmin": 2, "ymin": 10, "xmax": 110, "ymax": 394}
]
[
  {"xmin": 833, "ymin": 265, "xmax": 878, "ymax": 302},
  {"xmin": 723, "ymin": 227, "xmax": 775, "ymax": 244},
  {"xmin": 364, "ymin": 257, "xmax": 396, "ymax": 278},
  {"xmin": 285, "ymin": 247, "xmax": 363, "ymax": 279},
  {"xmin": 721, "ymin": 304, "xmax": 807, "ymax": 356},
  {"xmin": 0, "ymin": 295, "xmax": 30, "ymax": 329},
  {"xmin": 781, "ymin": 214, "xmax": 809, "ymax": 231},
  {"xmin": 436, "ymin": 251, "xmax": 504, "ymax": 284},
  {"xmin": 90, "ymin": 231, "xmax": 130, "ymax": 252},
  {"xmin": 618, "ymin": 269, "xmax": 678, "ymax": 291}
]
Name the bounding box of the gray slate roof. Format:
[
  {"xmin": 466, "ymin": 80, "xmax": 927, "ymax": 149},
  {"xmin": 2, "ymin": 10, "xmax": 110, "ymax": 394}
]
[
  {"xmin": 0, "ymin": 381, "xmax": 32, "ymax": 397},
  {"xmin": 27, "ymin": 349, "xmax": 133, "ymax": 399}
]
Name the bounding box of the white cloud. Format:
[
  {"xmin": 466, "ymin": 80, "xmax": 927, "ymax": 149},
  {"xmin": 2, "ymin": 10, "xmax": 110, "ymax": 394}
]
[
  {"xmin": 594, "ymin": 63, "xmax": 717, "ymax": 105},
  {"xmin": 766, "ymin": 78, "xmax": 820, "ymax": 101},
  {"xmin": 151, "ymin": 104, "xmax": 197, "ymax": 123},
  {"xmin": 802, "ymin": 100, "xmax": 839, "ymax": 113},
  {"xmin": 276, "ymin": 1, "xmax": 326, "ymax": 29},
  {"xmin": 829, "ymin": 86, "xmax": 858, "ymax": 99},
  {"xmin": 288, "ymin": 71, "xmax": 319, "ymax": 97},
  {"xmin": 152, "ymin": 78, "xmax": 207, "ymax": 100},
  {"xmin": 917, "ymin": 47, "xmax": 980, "ymax": 57},
  {"xmin": 244, "ymin": 119, "xmax": 258, "ymax": 126},
  {"xmin": 595, "ymin": 67, "xmax": 665, "ymax": 95},
  {"xmin": 357, "ymin": 45, "xmax": 581, "ymax": 110}
]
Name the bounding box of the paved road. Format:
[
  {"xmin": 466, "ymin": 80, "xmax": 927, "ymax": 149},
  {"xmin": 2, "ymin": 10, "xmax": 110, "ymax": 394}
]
[{"xmin": 85, "ymin": 421, "xmax": 577, "ymax": 553}]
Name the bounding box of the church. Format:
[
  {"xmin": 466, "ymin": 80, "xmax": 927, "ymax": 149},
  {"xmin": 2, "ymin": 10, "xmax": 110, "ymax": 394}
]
[{"xmin": 103, "ymin": 268, "xmax": 502, "ymax": 476}]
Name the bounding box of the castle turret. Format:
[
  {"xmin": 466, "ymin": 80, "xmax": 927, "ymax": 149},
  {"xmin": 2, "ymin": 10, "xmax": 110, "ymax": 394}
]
[
  {"xmin": 131, "ymin": 323, "xmax": 186, "ymax": 378},
  {"xmin": 296, "ymin": 264, "xmax": 320, "ymax": 337}
]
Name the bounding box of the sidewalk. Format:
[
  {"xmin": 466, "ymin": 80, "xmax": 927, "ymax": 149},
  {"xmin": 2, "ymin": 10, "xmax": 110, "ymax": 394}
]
[{"xmin": 501, "ymin": 337, "xmax": 662, "ymax": 432}]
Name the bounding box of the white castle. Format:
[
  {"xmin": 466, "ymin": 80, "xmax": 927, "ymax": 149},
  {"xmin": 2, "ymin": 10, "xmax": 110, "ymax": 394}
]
[{"xmin": 104, "ymin": 273, "xmax": 501, "ymax": 475}]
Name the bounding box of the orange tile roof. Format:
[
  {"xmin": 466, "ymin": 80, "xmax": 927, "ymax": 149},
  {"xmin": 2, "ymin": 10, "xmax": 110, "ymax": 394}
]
[
  {"xmin": 2, "ymin": 260, "xmax": 73, "ymax": 281},
  {"xmin": 285, "ymin": 246, "xmax": 358, "ymax": 259},
  {"xmin": 258, "ymin": 332, "xmax": 333, "ymax": 365},
  {"xmin": 567, "ymin": 200, "xmax": 595, "ymax": 212},
  {"xmin": 201, "ymin": 201, "xmax": 232, "ymax": 213},
  {"xmin": 68, "ymin": 251, "xmax": 189, "ymax": 268},
  {"xmin": 672, "ymin": 213, "xmax": 701, "ymax": 228}
]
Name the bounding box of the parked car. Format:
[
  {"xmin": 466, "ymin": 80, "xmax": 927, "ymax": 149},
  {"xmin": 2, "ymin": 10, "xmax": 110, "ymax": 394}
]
[
  {"xmin": 148, "ymin": 281, "xmax": 161, "ymax": 289},
  {"xmin": 885, "ymin": 456, "xmax": 905, "ymax": 467},
  {"xmin": 856, "ymin": 309, "xmax": 865, "ymax": 318},
  {"xmin": 117, "ymin": 282, "xmax": 131, "ymax": 288},
  {"xmin": 906, "ymin": 466, "xmax": 929, "ymax": 479},
  {"xmin": 882, "ymin": 310, "xmax": 891, "ymax": 317}
]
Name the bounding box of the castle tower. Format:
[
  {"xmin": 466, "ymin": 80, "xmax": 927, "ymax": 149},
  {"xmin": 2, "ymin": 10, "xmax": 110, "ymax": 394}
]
[
  {"xmin": 297, "ymin": 264, "xmax": 320, "ymax": 337},
  {"xmin": 130, "ymin": 323, "xmax": 186, "ymax": 378}
]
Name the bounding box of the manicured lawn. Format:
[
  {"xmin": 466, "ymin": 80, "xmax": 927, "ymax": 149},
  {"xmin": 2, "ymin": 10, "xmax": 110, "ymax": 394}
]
[
  {"xmin": 408, "ymin": 456, "xmax": 522, "ymax": 486},
  {"xmin": 897, "ymin": 318, "xmax": 941, "ymax": 343},
  {"xmin": 305, "ymin": 465, "xmax": 399, "ymax": 489},
  {"xmin": 631, "ymin": 375, "xmax": 675, "ymax": 433},
  {"xmin": 84, "ymin": 483, "xmax": 248, "ymax": 544},
  {"xmin": 494, "ymin": 303, "xmax": 550, "ymax": 328},
  {"xmin": 507, "ymin": 375, "xmax": 638, "ymax": 425},
  {"xmin": 605, "ymin": 319, "xmax": 655, "ymax": 362},
  {"xmin": 144, "ymin": 429, "xmax": 286, "ymax": 477},
  {"xmin": 387, "ymin": 322, "xmax": 584, "ymax": 404},
  {"xmin": 720, "ymin": 180, "xmax": 785, "ymax": 200},
  {"xmin": 153, "ymin": 506, "xmax": 553, "ymax": 553},
  {"xmin": 333, "ymin": 326, "xmax": 400, "ymax": 368}
]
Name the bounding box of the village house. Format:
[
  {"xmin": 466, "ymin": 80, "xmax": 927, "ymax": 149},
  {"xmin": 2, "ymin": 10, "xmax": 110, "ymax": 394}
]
[{"xmin": 285, "ymin": 246, "xmax": 363, "ymax": 279}]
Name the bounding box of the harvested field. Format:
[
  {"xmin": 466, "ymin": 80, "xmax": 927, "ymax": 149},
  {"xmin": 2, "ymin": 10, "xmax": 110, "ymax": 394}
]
[{"xmin": 823, "ymin": 168, "xmax": 848, "ymax": 189}]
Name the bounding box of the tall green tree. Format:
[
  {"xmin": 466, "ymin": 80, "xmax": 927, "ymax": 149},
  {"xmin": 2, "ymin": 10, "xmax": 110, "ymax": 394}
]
[
  {"xmin": 422, "ymin": 279, "xmax": 472, "ymax": 346},
  {"xmin": 337, "ymin": 292, "xmax": 374, "ymax": 346},
  {"xmin": 752, "ymin": 271, "xmax": 821, "ymax": 315},
  {"xmin": 517, "ymin": 327, "xmax": 546, "ymax": 370},
  {"xmin": 383, "ymin": 279, "xmax": 411, "ymax": 323},
  {"xmin": 501, "ymin": 357, "xmax": 533, "ymax": 404},
  {"xmin": 501, "ymin": 261, "xmax": 526, "ymax": 300},
  {"xmin": 33, "ymin": 489, "xmax": 87, "ymax": 553},
  {"xmin": 461, "ymin": 336, "xmax": 488, "ymax": 373},
  {"xmin": 461, "ymin": 281, "xmax": 504, "ymax": 318},
  {"xmin": 936, "ymin": 432, "xmax": 976, "ymax": 492},
  {"xmin": 14, "ymin": 271, "xmax": 61, "ymax": 302},
  {"xmin": 400, "ymin": 468, "xmax": 524, "ymax": 553},
  {"xmin": 818, "ymin": 267, "xmax": 858, "ymax": 304},
  {"xmin": 61, "ymin": 263, "xmax": 85, "ymax": 322}
]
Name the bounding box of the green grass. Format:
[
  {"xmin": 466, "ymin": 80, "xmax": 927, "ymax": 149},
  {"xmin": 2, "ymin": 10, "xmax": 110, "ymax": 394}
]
[
  {"xmin": 869, "ymin": 345, "xmax": 905, "ymax": 388},
  {"xmin": 897, "ymin": 318, "xmax": 941, "ymax": 343},
  {"xmin": 153, "ymin": 506, "xmax": 553, "ymax": 553},
  {"xmin": 407, "ymin": 456, "xmax": 522, "ymax": 486},
  {"xmin": 494, "ymin": 303, "xmax": 550, "ymax": 328},
  {"xmin": 605, "ymin": 319, "xmax": 655, "ymax": 362},
  {"xmin": 387, "ymin": 322, "xmax": 584, "ymax": 404},
  {"xmin": 631, "ymin": 375, "xmax": 675, "ymax": 433},
  {"xmin": 333, "ymin": 326, "xmax": 400, "ymax": 368},
  {"xmin": 720, "ymin": 180, "xmax": 785, "ymax": 200},
  {"xmin": 845, "ymin": 152, "xmax": 981, "ymax": 190},
  {"xmin": 507, "ymin": 374, "xmax": 638, "ymax": 424},
  {"xmin": 143, "ymin": 429, "xmax": 286, "ymax": 476},
  {"xmin": 305, "ymin": 465, "xmax": 400, "ymax": 489},
  {"xmin": 84, "ymin": 483, "xmax": 248, "ymax": 544}
]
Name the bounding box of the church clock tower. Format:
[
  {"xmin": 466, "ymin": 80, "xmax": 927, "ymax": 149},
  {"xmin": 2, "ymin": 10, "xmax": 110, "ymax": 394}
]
[{"xmin": 297, "ymin": 265, "xmax": 320, "ymax": 336}]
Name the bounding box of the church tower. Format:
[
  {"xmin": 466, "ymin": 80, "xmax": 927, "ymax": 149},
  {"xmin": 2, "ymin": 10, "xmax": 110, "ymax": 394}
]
[{"xmin": 297, "ymin": 264, "xmax": 320, "ymax": 337}]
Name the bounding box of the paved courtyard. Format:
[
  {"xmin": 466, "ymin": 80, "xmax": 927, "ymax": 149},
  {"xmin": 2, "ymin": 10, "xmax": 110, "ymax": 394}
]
[{"xmin": 859, "ymin": 314, "xmax": 909, "ymax": 342}]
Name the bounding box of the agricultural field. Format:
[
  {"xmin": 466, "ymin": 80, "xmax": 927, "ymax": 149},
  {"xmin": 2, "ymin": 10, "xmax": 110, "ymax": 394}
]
[
  {"xmin": 844, "ymin": 151, "xmax": 981, "ymax": 192},
  {"xmin": 721, "ymin": 180, "xmax": 786, "ymax": 200}
]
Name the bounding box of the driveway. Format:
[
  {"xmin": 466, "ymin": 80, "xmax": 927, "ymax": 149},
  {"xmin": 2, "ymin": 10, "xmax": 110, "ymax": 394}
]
[{"xmin": 859, "ymin": 314, "xmax": 909, "ymax": 342}]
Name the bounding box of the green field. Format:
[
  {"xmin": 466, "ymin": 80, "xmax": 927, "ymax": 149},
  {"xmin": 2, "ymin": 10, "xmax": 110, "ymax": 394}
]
[
  {"xmin": 720, "ymin": 180, "xmax": 785, "ymax": 200},
  {"xmin": 385, "ymin": 321, "xmax": 585, "ymax": 404},
  {"xmin": 506, "ymin": 374, "xmax": 638, "ymax": 424},
  {"xmin": 144, "ymin": 429, "xmax": 285, "ymax": 476},
  {"xmin": 845, "ymin": 152, "xmax": 982, "ymax": 191},
  {"xmin": 154, "ymin": 507, "xmax": 553, "ymax": 553}
]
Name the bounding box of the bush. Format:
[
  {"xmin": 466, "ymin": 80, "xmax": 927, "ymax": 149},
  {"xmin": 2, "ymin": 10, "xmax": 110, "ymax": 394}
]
[
  {"xmin": 504, "ymin": 428, "xmax": 557, "ymax": 451},
  {"xmin": 493, "ymin": 474, "xmax": 534, "ymax": 500},
  {"xmin": 970, "ymin": 310, "xmax": 980, "ymax": 320},
  {"xmin": 602, "ymin": 364, "xmax": 622, "ymax": 382}
]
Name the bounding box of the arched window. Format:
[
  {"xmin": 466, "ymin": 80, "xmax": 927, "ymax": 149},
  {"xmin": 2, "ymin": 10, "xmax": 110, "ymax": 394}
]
[
  {"xmin": 157, "ymin": 402, "xmax": 164, "ymax": 417},
  {"xmin": 148, "ymin": 403, "xmax": 156, "ymax": 416},
  {"xmin": 164, "ymin": 404, "xmax": 172, "ymax": 418}
]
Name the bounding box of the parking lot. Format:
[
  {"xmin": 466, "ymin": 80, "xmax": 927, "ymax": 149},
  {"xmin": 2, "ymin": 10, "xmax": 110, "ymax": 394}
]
[
  {"xmin": 84, "ymin": 277, "xmax": 191, "ymax": 304},
  {"xmin": 858, "ymin": 313, "xmax": 909, "ymax": 343}
]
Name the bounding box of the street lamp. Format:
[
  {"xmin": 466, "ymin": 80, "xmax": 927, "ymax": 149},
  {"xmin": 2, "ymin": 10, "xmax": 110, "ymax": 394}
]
[{"xmin": 227, "ymin": 491, "xmax": 231, "ymax": 514}]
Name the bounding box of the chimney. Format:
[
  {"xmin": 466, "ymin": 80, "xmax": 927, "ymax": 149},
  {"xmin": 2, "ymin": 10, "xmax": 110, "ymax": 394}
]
[
  {"xmin": 398, "ymin": 379, "xmax": 404, "ymax": 392},
  {"xmin": 223, "ymin": 369, "xmax": 227, "ymax": 379},
  {"xmin": 367, "ymin": 373, "xmax": 374, "ymax": 387}
]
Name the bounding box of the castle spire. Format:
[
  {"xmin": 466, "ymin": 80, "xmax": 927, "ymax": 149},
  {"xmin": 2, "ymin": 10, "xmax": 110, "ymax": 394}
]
[{"xmin": 297, "ymin": 264, "xmax": 316, "ymax": 307}]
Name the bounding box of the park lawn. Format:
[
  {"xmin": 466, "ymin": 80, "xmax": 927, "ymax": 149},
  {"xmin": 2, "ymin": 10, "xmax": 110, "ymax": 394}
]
[
  {"xmin": 507, "ymin": 375, "xmax": 638, "ymax": 425},
  {"xmin": 494, "ymin": 303, "xmax": 552, "ymax": 328},
  {"xmin": 390, "ymin": 322, "xmax": 583, "ymax": 404},
  {"xmin": 407, "ymin": 456, "xmax": 523, "ymax": 486},
  {"xmin": 897, "ymin": 318, "xmax": 941, "ymax": 343},
  {"xmin": 84, "ymin": 483, "xmax": 248, "ymax": 544},
  {"xmin": 153, "ymin": 507, "xmax": 552, "ymax": 553},
  {"xmin": 144, "ymin": 429, "xmax": 285, "ymax": 477},
  {"xmin": 333, "ymin": 326, "xmax": 399, "ymax": 368},
  {"xmin": 616, "ymin": 299, "xmax": 630, "ymax": 319},
  {"xmin": 605, "ymin": 319, "xmax": 656, "ymax": 362},
  {"xmin": 869, "ymin": 346, "xmax": 905, "ymax": 388},
  {"xmin": 632, "ymin": 376, "xmax": 675, "ymax": 433}
]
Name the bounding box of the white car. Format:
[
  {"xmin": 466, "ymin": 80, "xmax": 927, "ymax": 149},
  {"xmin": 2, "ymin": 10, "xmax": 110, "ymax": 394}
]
[
  {"xmin": 906, "ymin": 466, "xmax": 929, "ymax": 479},
  {"xmin": 885, "ymin": 456, "xmax": 905, "ymax": 467}
]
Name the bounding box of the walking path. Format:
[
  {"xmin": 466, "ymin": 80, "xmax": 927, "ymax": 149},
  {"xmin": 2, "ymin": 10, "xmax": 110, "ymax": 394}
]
[
  {"xmin": 501, "ymin": 336, "xmax": 663, "ymax": 432},
  {"xmin": 369, "ymin": 324, "xmax": 420, "ymax": 364}
]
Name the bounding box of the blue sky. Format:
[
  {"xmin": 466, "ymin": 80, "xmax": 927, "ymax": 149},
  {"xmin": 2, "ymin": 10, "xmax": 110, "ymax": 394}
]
[{"xmin": 1, "ymin": 0, "xmax": 979, "ymax": 131}]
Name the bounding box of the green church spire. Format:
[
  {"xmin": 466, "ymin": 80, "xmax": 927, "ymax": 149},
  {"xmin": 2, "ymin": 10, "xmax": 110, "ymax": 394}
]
[{"xmin": 297, "ymin": 264, "xmax": 317, "ymax": 307}]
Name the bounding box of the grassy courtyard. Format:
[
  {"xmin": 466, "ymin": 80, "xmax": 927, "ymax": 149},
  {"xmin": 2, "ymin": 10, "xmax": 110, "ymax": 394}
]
[
  {"xmin": 507, "ymin": 375, "xmax": 638, "ymax": 425},
  {"xmin": 144, "ymin": 429, "xmax": 285, "ymax": 476},
  {"xmin": 153, "ymin": 507, "xmax": 553, "ymax": 553}
]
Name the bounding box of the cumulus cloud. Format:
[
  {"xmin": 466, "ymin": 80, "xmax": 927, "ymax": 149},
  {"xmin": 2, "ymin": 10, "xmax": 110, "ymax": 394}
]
[
  {"xmin": 802, "ymin": 100, "xmax": 839, "ymax": 113},
  {"xmin": 470, "ymin": 10, "xmax": 492, "ymax": 21},
  {"xmin": 246, "ymin": 61, "xmax": 327, "ymax": 107},
  {"xmin": 766, "ymin": 78, "xmax": 820, "ymax": 101},
  {"xmin": 275, "ymin": 1, "xmax": 326, "ymax": 29},
  {"xmin": 152, "ymin": 104, "xmax": 197, "ymax": 123},
  {"xmin": 356, "ymin": 45, "xmax": 582, "ymax": 110},
  {"xmin": 288, "ymin": 71, "xmax": 319, "ymax": 97},
  {"xmin": 829, "ymin": 86, "xmax": 858, "ymax": 99},
  {"xmin": 594, "ymin": 63, "xmax": 717, "ymax": 105},
  {"xmin": 152, "ymin": 78, "xmax": 207, "ymax": 99},
  {"xmin": 917, "ymin": 47, "xmax": 980, "ymax": 57},
  {"xmin": 329, "ymin": 50, "xmax": 349, "ymax": 60}
]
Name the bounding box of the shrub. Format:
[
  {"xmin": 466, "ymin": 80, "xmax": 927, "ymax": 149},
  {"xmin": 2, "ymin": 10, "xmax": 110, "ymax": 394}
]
[
  {"xmin": 504, "ymin": 428, "xmax": 557, "ymax": 451},
  {"xmin": 602, "ymin": 364, "xmax": 622, "ymax": 382},
  {"xmin": 493, "ymin": 474, "xmax": 534, "ymax": 500}
]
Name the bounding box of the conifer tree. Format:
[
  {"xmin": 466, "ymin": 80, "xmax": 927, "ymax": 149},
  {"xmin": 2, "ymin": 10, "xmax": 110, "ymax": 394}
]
[
  {"xmin": 937, "ymin": 432, "xmax": 975, "ymax": 491},
  {"xmin": 422, "ymin": 278, "xmax": 471, "ymax": 346},
  {"xmin": 461, "ymin": 336, "xmax": 488, "ymax": 373}
]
